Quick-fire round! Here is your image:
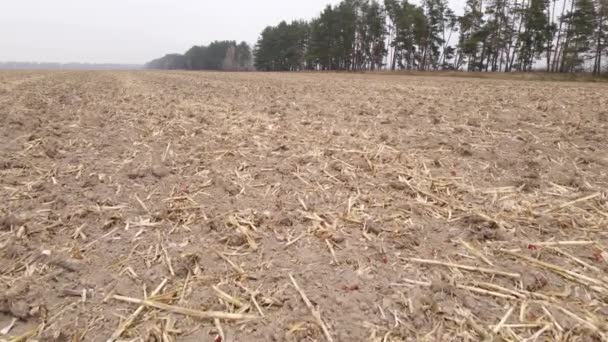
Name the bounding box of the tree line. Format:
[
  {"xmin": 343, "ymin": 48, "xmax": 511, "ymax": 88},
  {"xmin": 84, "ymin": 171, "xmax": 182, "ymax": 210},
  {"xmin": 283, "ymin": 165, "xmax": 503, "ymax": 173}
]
[
  {"xmin": 146, "ymin": 41, "xmax": 252, "ymax": 71},
  {"xmin": 254, "ymin": 0, "xmax": 608, "ymax": 74}
]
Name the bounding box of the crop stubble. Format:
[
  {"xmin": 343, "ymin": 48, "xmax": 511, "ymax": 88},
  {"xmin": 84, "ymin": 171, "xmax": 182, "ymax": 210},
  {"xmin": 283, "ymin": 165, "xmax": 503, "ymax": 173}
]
[{"xmin": 0, "ymin": 71, "xmax": 607, "ymax": 341}]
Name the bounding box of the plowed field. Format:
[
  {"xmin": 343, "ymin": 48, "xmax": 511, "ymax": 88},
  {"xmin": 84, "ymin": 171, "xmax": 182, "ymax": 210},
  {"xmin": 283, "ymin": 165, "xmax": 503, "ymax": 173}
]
[{"xmin": 1, "ymin": 71, "xmax": 608, "ymax": 341}]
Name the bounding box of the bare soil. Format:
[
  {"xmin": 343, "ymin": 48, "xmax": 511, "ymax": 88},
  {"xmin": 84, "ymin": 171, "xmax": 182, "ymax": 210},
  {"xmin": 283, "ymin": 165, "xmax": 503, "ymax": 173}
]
[{"xmin": 1, "ymin": 71, "xmax": 607, "ymax": 341}]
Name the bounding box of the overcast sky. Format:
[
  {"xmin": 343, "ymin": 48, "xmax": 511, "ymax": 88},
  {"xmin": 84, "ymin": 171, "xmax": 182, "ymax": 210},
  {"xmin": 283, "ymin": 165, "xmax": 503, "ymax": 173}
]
[
  {"xmin": 1, "ymin": 0, "xmax": 463, "ymax": 65},
  {"xmin": 0, "ymin": 0, "xmax": 342, "ymax": 64}
]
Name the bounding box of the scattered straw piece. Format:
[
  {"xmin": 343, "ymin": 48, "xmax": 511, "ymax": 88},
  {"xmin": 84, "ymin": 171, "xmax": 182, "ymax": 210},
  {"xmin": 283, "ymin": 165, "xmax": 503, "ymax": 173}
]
[
  {"xmin": 492, "ymin": 306, "xmax": 514, "ymax": 333},
  {"xmin": 134, "ymin": 194, "xmax": 150, "ymax": 213},
  {"xmin": 236, "ymin": 224, "xmax": 258, "ymax": 251},
  {"xmin": 7, "ymin": 328, "xmax": 37, "ymax": 342},
  {"xmin": 392, "ymin": 278, "xmax": 519, "ymax": 300},
  {"xmin": 531, "ymin": 241, "xmax": 594, "ymax": 247},
  {"xmin": 523, "ymin": 324, "xmax": 552, "ymax": 341},
  {"xmin": 237, "ymin": 282, "xmax": 265, "ymax": 318},
  {"xmin": 214, "ymin": 249, "xmax": 246, "ymax": 276},
  {"xmin": 553, "ymin": 305, "xmax": 602, "ymax": 334},
  {"xmin": 475, "ymin": 281, "xmax": 527, "ymax": 299},
  {"xmin": 457, "ymin": 284, "xmax": 518, "ymax": 300},
  {"xmin": 107, "ymin": 278, "xmax": 168, "ymax": 342},
  {"xmin": 212, "ymin": 285, "xmax": 246, "ymax": 308},
  {"xmin": 544, "ymin": 192, "xmax": 601, "ymax": 213},
  {"xmin": 289, "ymin": 273, "xmax": 334, "ymax": 342},
  {"xmin": 541, "ymin": 305, "xmax": 563, "ymax": 332},
  {"xmin": 408, "ymin": 258, "xmax": 521, "ymax": 279},
  {"xmin": 502, "ymin": 250, "xmax": 607, "ymax": 291},
  {"xmin": 112, "ymin": 295, "xmax": 257, "ymax": 321},
  {"xmin": 1, "ymin": 318, "xmax": 17, "ymax": 335},
  {"xmin": 552, "ymin": 247, "xmax": 603, "ymax": 274},
  {"xmin": 285, "ymin": 233, "xmax": 306, "ymax": 247},
  {"xmin": 325, "ymin": 239, "xmax": 339, "ymax": 265},
  {"xmin": 488, "ymin": 323, "xmax": 546, "ymax": 329},
  {"xmin": 459, "ymin": 238, "xmax": 493, "ymax": 266},
  {"xmin": 463, "ymin": 314, "xmax": 490, "ymax": 341},
  {"xmin": 214, "ymin": 318, "xmax": 225, "ymax": 342}
]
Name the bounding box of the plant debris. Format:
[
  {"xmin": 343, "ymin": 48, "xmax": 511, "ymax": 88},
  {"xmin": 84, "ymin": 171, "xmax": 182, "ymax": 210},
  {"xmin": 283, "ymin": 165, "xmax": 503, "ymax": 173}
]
[{"xmin": 0, "ymin": 71, "xmax": 607, "ymax": 341}]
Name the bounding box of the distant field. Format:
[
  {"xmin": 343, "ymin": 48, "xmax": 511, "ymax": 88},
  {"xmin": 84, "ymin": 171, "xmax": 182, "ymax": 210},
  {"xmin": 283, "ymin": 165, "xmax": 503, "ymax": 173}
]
[
  {"xmin": 1, "ymin": 71, "xmax": 607, "ymax": 341},
  {"xmin": 369, "ymin": 70, "xmax": 608, "ymax": 82}
]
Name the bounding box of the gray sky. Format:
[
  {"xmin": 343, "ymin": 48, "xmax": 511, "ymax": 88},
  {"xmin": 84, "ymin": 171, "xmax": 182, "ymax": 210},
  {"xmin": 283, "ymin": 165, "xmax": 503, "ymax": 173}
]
[
  {"xmin": 1, "ymin": 0, "xmax": 463, "ymax": 65},
  {"xmin": 0, "ymin": 0, "xmax": 342, "ymax": 64}
]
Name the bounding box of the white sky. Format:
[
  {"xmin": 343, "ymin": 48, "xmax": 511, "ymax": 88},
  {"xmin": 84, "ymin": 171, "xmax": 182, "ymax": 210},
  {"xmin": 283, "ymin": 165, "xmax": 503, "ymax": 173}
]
[
  {"xmin": 1, "ymin": 0, "xmax": 344, "ymax": 64},
  {"xmin": 1, "ymin": 0, "xmax": 464, "ymax": 65}
]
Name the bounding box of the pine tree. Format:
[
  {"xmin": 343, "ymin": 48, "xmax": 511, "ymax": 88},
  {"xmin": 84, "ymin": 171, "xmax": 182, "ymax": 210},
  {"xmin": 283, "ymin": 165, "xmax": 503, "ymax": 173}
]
[
  {"xmin": 518, "ymin": 0, "xmax": 551, "ymax": 71},
  {"xmin": 236, "ymin": 42, "xmax": 252, "ymax": 71},
  {"xmin": 561, "ymin": 0, "xmax": 596, "ymax": 71},
  {"xmin": 458, "ymin": 0, "xmax": 485, "ymax": 70},
  {"xmin": 248, "ymin": 0, "xmax": 604, "ymax": 73},
  {"xmin": 308, "ymin": 6, "xmax": 337, "ymax": 70},
  {"xmin": 421, "ymin": 0, "xmax": 450, "ymax": 69},
  {"xmin": 592, "ymin": 0, "xmax": 608, "ymax": 74},
  {"xmin": 483, "ymin": 0, "xmax": 511, "ymax": 71},
  {"xmin": 361, "ymin": 1, "xmax": 388, "ymax": 70}
]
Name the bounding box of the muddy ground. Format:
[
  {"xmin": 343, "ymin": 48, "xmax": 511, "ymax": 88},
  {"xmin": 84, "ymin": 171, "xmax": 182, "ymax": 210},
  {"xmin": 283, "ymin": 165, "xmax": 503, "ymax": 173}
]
[{"xmin": 1, "ymin": 71, "xmax": 607, "ymax": 341}]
